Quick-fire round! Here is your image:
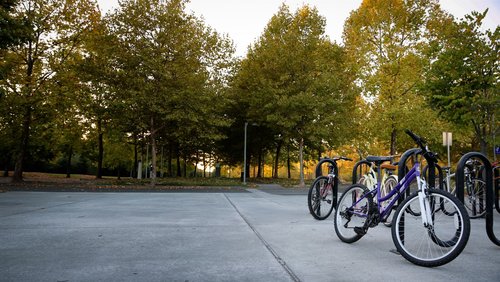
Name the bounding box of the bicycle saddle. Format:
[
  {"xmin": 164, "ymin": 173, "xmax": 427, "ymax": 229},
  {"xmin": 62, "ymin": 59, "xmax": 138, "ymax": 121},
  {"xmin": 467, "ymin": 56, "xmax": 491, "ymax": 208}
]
[
  {"xmin": 366, "ymin": 156, "xmax": 393, "ymax": 165},
  {"xmin": 381, "ymin": 163, "xmax": 397, "ymax": 170}
]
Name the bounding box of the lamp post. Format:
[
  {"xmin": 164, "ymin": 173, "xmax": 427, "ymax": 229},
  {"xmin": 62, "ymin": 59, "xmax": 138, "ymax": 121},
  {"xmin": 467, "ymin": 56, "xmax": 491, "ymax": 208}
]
[{"xmin": 243, "ymin": 122, "xmax": 248, "ymax": 185}]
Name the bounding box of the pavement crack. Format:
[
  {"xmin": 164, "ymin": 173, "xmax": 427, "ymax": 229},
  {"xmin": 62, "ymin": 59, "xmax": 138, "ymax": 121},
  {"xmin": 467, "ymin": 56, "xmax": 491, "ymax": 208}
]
[{"xmin": 223, "ymin": 193, "xmax": 301, "ymax": 282}]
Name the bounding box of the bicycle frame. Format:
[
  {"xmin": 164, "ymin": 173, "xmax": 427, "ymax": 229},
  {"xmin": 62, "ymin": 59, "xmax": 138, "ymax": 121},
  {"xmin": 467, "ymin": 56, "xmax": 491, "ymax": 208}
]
[
  {"xmin": 320, "ymin": 168, "xmax": 336, "ymax": 198},
  {"xmin": 351, "ymin": 162, "xmax": 422, "ymax": 223}
]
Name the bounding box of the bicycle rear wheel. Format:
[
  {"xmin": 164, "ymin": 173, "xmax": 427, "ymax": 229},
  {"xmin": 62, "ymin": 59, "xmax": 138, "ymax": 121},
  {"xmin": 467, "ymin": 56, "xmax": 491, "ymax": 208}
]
[
  {"xmin": 334, "ymin": 184, "xmax": 372, "ymax": 243},
  {"xmin": 464, "ymin": 179, "xmax": 486, "ymax": 218},
  {"xmin": 391, "ymin": 189, "xmax": 470, "ymax": 267},
  {"xmin": 308, "ymin": 176, "xmax": 335, "ymax": 220}
]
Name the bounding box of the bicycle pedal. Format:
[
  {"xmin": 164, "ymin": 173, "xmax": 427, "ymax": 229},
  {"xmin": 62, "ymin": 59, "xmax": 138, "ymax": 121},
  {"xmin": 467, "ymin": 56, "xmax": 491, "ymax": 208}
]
[{"xmin": 354, "ymin": 227, "xmax": 366, "ymax": 236}]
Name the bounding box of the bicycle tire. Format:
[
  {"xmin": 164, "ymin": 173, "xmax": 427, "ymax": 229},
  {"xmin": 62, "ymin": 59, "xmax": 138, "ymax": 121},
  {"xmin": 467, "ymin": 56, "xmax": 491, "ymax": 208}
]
[
  {"xmin": 334, "ymin": 184, "xmax": 372, "ymax": 243},
  {"xmin": 464, "ymin": 178, "xmax": 486, "ymax": 219},
  {"xmin": 391, "ymin": 189, "xmax": 470, "ymax": 267},
  {"xmin": 308, "ymin": 176, "xmax": 335, "ymax": 220}
]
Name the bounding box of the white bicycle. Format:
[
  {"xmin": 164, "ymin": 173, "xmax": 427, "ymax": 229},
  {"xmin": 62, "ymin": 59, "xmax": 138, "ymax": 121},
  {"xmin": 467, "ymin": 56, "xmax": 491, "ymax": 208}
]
[{"xmin": 357, "ymin": 159, "xmax": 398, "ymax": 226}]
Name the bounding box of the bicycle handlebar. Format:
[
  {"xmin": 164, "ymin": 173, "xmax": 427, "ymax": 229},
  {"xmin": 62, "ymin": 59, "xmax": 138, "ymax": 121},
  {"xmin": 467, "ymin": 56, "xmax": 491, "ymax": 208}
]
[
  {"xmin": 405, "ymin": 129, "xmax": 438, "ymax": 164},
  {"xmin": 405, "ymin": 129, "xmax": 426, "ymax": 150},
  {"xmin": 322, "ymin": 156, "xmax": 353, "ymax": 162},
  {"xmin": 337, "ymin": 156, "xmax": 353, "ymax": 162}
]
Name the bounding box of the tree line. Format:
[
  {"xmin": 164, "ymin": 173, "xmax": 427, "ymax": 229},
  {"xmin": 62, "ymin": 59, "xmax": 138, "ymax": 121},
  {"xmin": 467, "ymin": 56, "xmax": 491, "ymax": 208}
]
[{"xmin": 1, "ymin": 0, "xmax": 498, "ymax": 185}]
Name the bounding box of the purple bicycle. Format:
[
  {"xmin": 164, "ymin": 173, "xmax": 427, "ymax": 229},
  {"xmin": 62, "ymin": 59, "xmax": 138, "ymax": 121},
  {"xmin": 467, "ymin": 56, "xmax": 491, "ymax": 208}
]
[{"xmin": 334, "ymin": 130, "xmax": 470, "ymax": 267}]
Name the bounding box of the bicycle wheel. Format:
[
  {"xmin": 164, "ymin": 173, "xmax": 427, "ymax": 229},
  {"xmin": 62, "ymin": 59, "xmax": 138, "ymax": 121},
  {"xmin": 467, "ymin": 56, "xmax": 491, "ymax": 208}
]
[
  {"xmin": 308, "ymin": 176, "xmax": 335, "ymax": 220},
  {"xmin": 382, "ymin": 175, "xmax": 398, "ymax": 227},
  {"xmin": 334, "ymin": 184, "xmax": 372, "ymax": 243},
  {"xmin": 391, "ymin": 189, "xmax": 470, "ymax": 267},
  {"xmin": 464, "ymin": 178, "xmax": 486, "ymax": 219}
]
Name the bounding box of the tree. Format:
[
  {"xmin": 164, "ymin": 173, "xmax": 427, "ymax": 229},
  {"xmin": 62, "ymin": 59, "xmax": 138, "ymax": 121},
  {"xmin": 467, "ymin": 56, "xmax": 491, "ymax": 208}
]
[
  {"xmin": 422, "ymin": 10, "xmax": 499, "ymax": 156},
  {"xmin": 0, "ymin": 0, "xmax": 30, "ymax": 49},
  {"xmin": 233, "ymin": 4, "xmax": 355, "ymax": 185},
  {"xmin": 343, "ymin": 0, "xmax": 451, "ymax": 154},
  {"xmin": 0, "ymin": 0, "xmax": 31, "ymax": 175},
  {"xmin": 0, "ymin": 0, "xmax": 100, "ymax": 181},
  {"xmin": 106, "ymin": 0, "xmax": 235, "ymax": 184},
  {"xmin": 0, "ymin": 0, "xmax": 30, "ymax": 84}
]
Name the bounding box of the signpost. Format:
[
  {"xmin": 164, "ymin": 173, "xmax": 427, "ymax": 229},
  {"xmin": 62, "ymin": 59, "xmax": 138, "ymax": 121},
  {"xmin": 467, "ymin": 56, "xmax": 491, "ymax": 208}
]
[{"xmin": 443, "ymin": 132, "xmax": 452, "ymax": 167}]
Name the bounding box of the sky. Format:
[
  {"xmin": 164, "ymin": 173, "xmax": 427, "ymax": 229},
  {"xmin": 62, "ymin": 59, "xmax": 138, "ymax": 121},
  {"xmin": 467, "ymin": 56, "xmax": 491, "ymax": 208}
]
[{"xmin": 96, "ymin": 0, "xmax": 500, "ymax": 57}]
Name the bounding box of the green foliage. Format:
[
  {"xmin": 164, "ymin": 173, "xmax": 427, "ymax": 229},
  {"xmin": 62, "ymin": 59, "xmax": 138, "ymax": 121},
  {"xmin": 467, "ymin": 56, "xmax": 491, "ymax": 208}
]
[
  {"xmin": 103, "ymin": 0, "xmax": 236, "ymax": 182},
  {"xmin": 0, "ymin": 0, "xmax": 100, "ymax": 180},
  {"xmin": 343, "ymin": 0, "xmax": 453, "ymax": 154},
  {"xmin": 0, "ymin": 0, "xmax": 497, "ymax": 181},
  {"xmin": 422, "ymin": 10, "xmax": 499, "ymax": 155},
  {"xmin": 232, "ymin": 4, "xmax": 356, "ymax": 182},
  {"xmin": 0, "ymin": 0, "xmax": 31, "ymax": 50}
]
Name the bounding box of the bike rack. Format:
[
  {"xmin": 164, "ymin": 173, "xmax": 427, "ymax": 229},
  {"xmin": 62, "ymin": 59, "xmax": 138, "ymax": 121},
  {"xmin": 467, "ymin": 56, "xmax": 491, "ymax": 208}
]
[
  {"xmin": 314, "ymin": 158, "xmax": 340, "ymax": 208},
  {"xmin": 422, "ymin": 163, "xmax": 445, "ymax": 190},
  {"xmin": 456, "ymin": 152, "xmax": 499, "ymax": 246},
  {"xmin": 314, "ymin": 157, "xmax": 338, "ymax": 178},
  {"xmin": 397, "ymin": 148, "xmax": 431, "ymax": 201},
  {"xmin": 495, "ymin": 166, "xmax": 500, "ymax": 214},
  {"xmin": 351, "ymin": 160, "xmax": 372, "ymax": 184}
]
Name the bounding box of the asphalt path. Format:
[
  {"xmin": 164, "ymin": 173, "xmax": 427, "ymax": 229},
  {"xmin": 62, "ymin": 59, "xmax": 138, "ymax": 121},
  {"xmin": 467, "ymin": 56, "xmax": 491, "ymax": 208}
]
[{"xmin": 1, "ymin": 186, "xmax": 499, "ymax": 281}]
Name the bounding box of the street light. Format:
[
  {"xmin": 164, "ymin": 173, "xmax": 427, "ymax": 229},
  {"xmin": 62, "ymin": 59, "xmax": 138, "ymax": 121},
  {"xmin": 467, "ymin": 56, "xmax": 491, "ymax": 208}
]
[{"xmin": 243, "ymin": 122, "xmax": 248, "ymax": 185}]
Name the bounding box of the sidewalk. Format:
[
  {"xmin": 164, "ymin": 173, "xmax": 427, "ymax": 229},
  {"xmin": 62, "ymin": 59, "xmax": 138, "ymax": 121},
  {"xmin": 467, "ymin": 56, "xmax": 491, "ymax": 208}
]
[{"xmin": 1, "ymin": 189, "xmax": 499, "ymax": 281}]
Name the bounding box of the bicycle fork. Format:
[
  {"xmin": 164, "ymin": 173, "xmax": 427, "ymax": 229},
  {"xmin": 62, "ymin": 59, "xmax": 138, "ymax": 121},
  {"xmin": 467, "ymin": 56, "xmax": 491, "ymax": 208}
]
[{"xmin": 417, "ymin": 177, "xmax": 434, "ymax": 227}]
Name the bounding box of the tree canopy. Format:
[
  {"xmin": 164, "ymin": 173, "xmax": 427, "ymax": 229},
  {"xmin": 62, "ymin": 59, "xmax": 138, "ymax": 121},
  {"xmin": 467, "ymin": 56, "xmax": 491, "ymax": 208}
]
[{"xmin": 0, "ymin": 0, "xmax": 497, "ymax": 182}]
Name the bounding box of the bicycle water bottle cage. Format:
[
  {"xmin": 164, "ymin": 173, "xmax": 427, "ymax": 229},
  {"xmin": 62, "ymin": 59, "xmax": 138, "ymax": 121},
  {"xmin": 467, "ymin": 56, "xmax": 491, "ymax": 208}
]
[{"xmin": 366, "ymin": 156, "xmax": 393, "ymax": 166}]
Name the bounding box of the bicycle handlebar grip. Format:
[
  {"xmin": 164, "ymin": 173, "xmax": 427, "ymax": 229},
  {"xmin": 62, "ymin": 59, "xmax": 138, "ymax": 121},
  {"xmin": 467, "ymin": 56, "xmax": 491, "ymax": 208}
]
[{"xmin": 405, "ymin": 129, "xmax": 425, "ymax": 148}]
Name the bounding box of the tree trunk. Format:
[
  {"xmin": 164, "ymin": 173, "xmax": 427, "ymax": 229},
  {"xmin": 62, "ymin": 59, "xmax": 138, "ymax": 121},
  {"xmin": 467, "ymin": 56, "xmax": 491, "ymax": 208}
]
[
  {"xmin": 273, "ymin": 140, "xmax": 283, "ymax": 178},
  {"xmin": 183, "ymin": 154, "xmax": 187, "ymax": 177},
  {"xmin": 390, "ymin": 127, "xmax": 397, "ymax": 155},
  {"xmin": 202, "ymin": 153, "xmax": 206, "ymax": 178},
  {"xmin": 66, "ymin": 146, "xmax": 73, "ymax": 178},
  {"xmin": 150, "ymin": 117, "xmax": 157, "ymax": 185},
  {"xmin": 168, "ymin": 144, "xmax": 172, "ymax": 177},
  {"xmin": 299, "ymin": 138, "xmax": 305, "ymax": 187},
  {"xmin": 176, "ymin": 146, "xmax": 181, "ymax": 177},
  {"xmin": 133, "ymin": 140, "xmax": 138, "ymax": 178},
  {"xmin": 287, "ymin": 145, "xmax": 291, "ymax": 179},
  {"xmin": 3, "ymin": 161, "xmax": 9, "ymax": 177},
  {"xmin": 257, "ymin": 149, "xmax": 262, "ymax": 178},
  {"xmin": 472, "ymin": 119, "xmax": 489, "ymax": 156},
  {"xmin": 13, "ymin": 107, "xmax": 32, "ymax": 182},
  {"xmin": 96, "ymin": 119, "xmax": 103, "ymax": 179},
  {"xmin": 13, "ymin": 39, "xmax": 35, "ymax": 182}
]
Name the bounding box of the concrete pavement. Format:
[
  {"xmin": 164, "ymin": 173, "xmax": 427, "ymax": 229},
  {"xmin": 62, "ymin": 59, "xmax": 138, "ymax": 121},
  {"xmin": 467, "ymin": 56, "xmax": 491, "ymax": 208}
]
[{"xmin": 0, "ymin": 188, "xmax": 499, "ymax": 281}]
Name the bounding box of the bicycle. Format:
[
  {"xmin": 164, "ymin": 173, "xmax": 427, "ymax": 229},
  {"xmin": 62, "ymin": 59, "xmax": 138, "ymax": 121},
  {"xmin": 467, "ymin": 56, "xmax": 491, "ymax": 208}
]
[
  {"xmin": 357, "ymin": 159, "xmax": 398, "ymax": 226},
  {"xmin": 424, "ymin": 160, "xmax": 486, "ymax": 219},
  {"xmin": 307, "ymin": 156, "xmax": 352, "ymax": 220},
  {"xmin": 334, "ymin": 130, "xmax": 470, "ymax": 267}
]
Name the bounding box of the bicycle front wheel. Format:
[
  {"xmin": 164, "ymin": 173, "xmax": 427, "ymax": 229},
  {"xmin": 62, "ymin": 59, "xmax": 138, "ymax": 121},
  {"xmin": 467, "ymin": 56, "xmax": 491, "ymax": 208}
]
[
  {"xmin": 391, "ymin": 189, "xmax": 470, "ymax": 267},
  {"xmin": 308, "ymin": 176, "xmax": 335, "ymax": 220},
  {"xmin": 334, "ymin": 184, "xmax": 372, "ymax": 243}
]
